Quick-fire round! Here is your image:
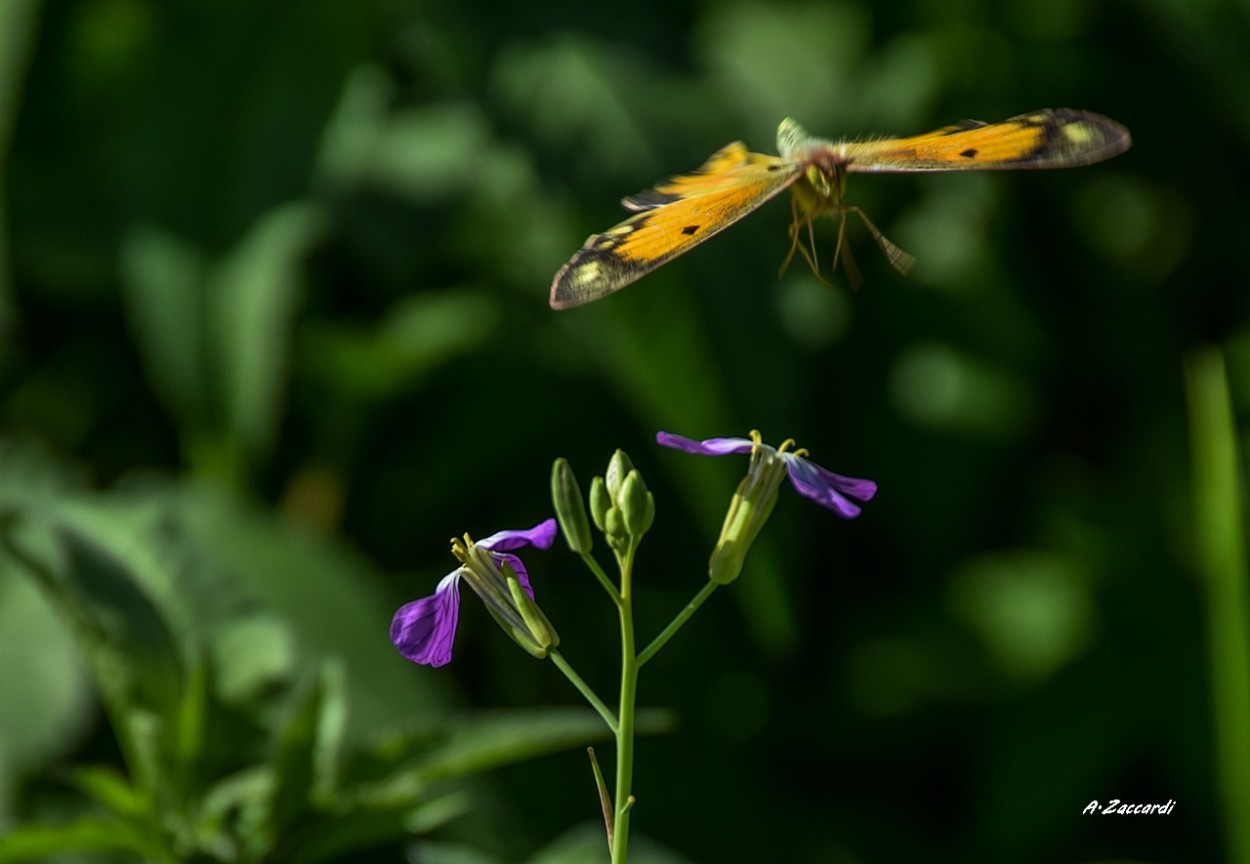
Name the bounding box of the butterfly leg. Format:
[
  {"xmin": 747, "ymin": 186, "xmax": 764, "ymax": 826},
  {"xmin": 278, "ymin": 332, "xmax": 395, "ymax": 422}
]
[
  {"xmin": 845, "ymin": 206, "xmax": 916, "ymax": 276},
  {"xmin": 780, "ymin": 197, "xmax": 833, "ymax": 286},
  {"xmin": 832, "ymin": 208, "xmax": 864, "ymax": 288},
  {"xmin": 779, "ymin": 195, "xmax": 805, "ymax": 277}
]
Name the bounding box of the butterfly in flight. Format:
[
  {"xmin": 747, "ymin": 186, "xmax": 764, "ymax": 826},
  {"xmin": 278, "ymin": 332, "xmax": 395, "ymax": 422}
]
[{"xmin": 550, "ymin": 109, "xmax": 1131, "ymax": 309}]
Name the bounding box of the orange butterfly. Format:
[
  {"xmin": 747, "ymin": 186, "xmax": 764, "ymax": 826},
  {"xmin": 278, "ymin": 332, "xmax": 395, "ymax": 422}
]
[{"xmin": 550, "ymin": 109, "xmax": 1131, "ymax": 309}]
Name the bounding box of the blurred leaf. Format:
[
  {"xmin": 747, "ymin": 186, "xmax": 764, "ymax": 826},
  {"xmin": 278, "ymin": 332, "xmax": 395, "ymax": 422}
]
[
  {"xmin": 390, "ymin": 707, "xmax": 670, "ymax": 788},
  {"xmin": 70, "ymin": 764, "xmax": 142, "ymax": 819},
  {"xmin": 0, "ymin": 522, "xmax": 182, "ymax": 729},
  {"xmin": 171, "ymin": 650, "xmax": 210, "ymax": 815},
  {"xmin": 0, "ymin": 561, "xmax": 92, "ymax": 786},
  {"xmin": 410, "ymin": 840, "xmax": 503, "ymax": 864},
  {"xmin": 119, "ymin": 227, "xmax": 213, "ymax": 431},
  {"xmin": 172, "ymin": 482, "xmax": 457, "ymax": 743},
  {"xmin": 301, "ymin": 289, "xmax": 501, "ymax": 400},
  {"xmin": 312, "ymin": 660, "xmax": 349, "ymax": 802},
  {"xmin": 266, "ymin": 671, "xmax": 326, "ymax": 849},
  {"xmin": 1185, "ymin": 347, "xmax": 1250, "ymax": 864},
  {"xmin": 211, "ymin": 203, "xmax": 326, "ymax": 466},
  {"xmin": 0, "ymin": 817, "xmax": 150, "ymax": 862},
  {"xmin": 320, "ymin": 84, "xmax": 492, "ymax": 202},
  {"xmin": 211, "ymin": 613, "xmax": 297, "ymax": 707},
  {"xmin": 284, "ymin": 794, "xmax": 469, "ymax": 864}
]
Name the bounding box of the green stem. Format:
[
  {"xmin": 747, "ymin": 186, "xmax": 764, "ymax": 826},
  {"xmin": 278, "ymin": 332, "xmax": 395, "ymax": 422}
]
[
  {"xmin": 582, "ymin": 551, "xmax": 622, "ymax": 603},
  {"xmin": 549, "ymin": 650, "xmax": 618, "ymax": 733},
  {"xmin": 612, "ymin": 542, "xmax": 640, "ymax": 864},
  {"xmin": 637, "ymin": 580, "xmax": 719, "ymax": 667}
]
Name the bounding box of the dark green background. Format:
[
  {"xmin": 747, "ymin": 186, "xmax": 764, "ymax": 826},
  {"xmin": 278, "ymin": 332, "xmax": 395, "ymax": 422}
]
[{"xmin": 2, "ymin": 0, "xmax": 1247, "ymax": 861}]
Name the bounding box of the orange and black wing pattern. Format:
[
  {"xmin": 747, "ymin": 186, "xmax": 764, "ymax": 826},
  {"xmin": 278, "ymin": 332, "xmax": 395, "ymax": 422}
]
[
  {"xmin": 838, "ymin": 108, "xmax": 1131, "ymax": 172},
  {"xmin": 550, "ymin": 143, "xmax": 802, "ymax": 309},
  {"xmin": 550, "ymin": 108, "xmax": 1131, "ymax": 308}
]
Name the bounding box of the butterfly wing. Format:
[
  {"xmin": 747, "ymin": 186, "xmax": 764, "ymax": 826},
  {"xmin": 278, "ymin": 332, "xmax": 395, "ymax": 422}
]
[
  {"xmin": 840, "ymin": 108, "xmax": 1131, "ymax": 172},
  {"xmin": 550, "ymin": 142, "xmax": 802, "ymax": 309}
]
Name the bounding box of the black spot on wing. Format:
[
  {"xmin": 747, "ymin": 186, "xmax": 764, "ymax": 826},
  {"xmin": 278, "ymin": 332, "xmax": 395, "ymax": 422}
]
[
  {"xmin": 681, "ymin": 224, "xmax": 700, "ymax": 236},
  {"xmin": 960, "ymin": 148, "xmax": 978, "ymax": 159}
]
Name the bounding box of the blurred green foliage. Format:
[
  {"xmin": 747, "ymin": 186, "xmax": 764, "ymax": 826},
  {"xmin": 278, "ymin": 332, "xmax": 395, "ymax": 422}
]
[{"xmin": 2, "ymin": 0, "xmax": 1248, "ymax": 861}]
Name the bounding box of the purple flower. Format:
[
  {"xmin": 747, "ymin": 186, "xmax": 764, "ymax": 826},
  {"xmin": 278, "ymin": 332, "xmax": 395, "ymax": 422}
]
[
  {"xmin": 656, "ymin": 431, "xmax": 876, "ymax": 517},
  {"xmin": 390, "ymin": 519, "xmax": 558, "ymax": 667},
  {"xmin": 656, "ymin": 430, "xmax": 876, "ymax": 584}
]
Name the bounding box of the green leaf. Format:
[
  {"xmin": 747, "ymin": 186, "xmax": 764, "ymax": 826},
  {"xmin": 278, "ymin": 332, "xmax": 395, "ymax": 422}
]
[
  {"xmin": 0, "ymin": 818, "xmax": 150, "ymax": 862},
  {"xmin": 283, "ymin": 793, "xmax": 469, "ymax": 864},
  {"xmin": 0, "ymin": 520, "xmax": 182, "ymax": 728},
  {"xmin": 0, "ymin": 556, "xmax": 93, "ymax": 780},
  {"xmin": 119, "ymin": 226, "xmax": 213, "ymax": 429},
  {"xmin": 210, "ymin": 202, "xmax": 326, "ymax": 464},
  {"xmin": 70, "ymin": 764, "xmax": 143, "ymax": 819},
  {"xmin": 265, "ymin": 671, "xmax": 325, "ymax": 845}
]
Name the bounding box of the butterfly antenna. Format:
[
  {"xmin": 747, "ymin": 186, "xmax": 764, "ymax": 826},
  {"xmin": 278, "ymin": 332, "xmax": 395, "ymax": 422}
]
[{"xmin": 848, "ymin": 206, "xmax": 916, "ymax": 276}]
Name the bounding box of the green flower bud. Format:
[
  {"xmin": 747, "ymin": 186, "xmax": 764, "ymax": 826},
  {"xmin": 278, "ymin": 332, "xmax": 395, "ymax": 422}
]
[
  {"xmin": 604, "ymin": 505, "xmax": 630, "ymax": 555},
  {"xmin": 605, "ymin": 449, "xmax": 635, "ymax": 501},
  {"xmin": 620, "ymin": 469, "xmax": 655, "ymax": 538},
  {"xmin": 551, "ymin": 458, "xmax": 592, "ymax": 554},
  {"xmin": 589, "ymin": 475, "xmax": 612, "ymax": 532}
]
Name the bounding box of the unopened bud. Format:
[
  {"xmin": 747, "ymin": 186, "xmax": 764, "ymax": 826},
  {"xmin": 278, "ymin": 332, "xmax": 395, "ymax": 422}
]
[
  {"xmin": 620, "ymin": 470, "xmax": 655, "ymax": 538},
  {"xmin": 551, "ymin": 458, "xmax": 593, "ymax": 554},
  {"xmin": 605, "ymin": 450, "xmax": 635, "ymax": 501}
]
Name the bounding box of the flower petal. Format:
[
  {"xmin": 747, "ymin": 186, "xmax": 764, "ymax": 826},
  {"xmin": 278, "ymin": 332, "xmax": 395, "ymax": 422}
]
[
  {"xmin": 390, "ymin": 571, "xmax": 462, "ymax": 667},
  {"xmin": 494, "ymin": 551, "xmax": 535, "ymax": 598},
  {"xmin": 656, "ymin": 431, "xmax": 755, "ymax": 456},
  {"xmin": 783, "ymin": 454, "xmax": 877, "ymax": 519},
  {"xmin": 478, "ymin": 518, "xmax": 558, "ymax": 553}
]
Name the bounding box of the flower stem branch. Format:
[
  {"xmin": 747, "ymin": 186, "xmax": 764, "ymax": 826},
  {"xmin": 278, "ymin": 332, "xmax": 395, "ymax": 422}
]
[
  {"xmin": 550, "ymin": 650, "xmax": 618, "ymax": 733},
  {"xmin": 582, "ymin": 552, "xmax": 622, "ymax": 604},
  {"xmin": 637, "ymin": 580, "xmax": 720, "ymax": 667}
]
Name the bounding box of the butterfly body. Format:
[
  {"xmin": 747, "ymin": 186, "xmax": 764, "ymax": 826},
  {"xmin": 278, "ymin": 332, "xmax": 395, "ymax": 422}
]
[{"xmin": 550, "ymin": 109, "xmax": 1131, "ymax": 309}]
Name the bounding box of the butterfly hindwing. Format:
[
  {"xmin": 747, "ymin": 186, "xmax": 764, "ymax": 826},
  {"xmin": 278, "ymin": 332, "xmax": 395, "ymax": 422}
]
[{"xmin": 550, "ymin": 144, "xmax": 802, "ymax": 308}]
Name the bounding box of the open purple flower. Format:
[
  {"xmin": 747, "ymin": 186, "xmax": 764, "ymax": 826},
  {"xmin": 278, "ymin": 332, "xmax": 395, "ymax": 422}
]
[
  {"xmin": 657, "ymin": 430, "xmax": 876, "ymax": 583},
  {"xmin": 657, "ymin": 431, "xmax": 876, "ymax": 517},
  {"xmin": 390, "ymin": 519, "xmax": 558, "ymax": 667}
]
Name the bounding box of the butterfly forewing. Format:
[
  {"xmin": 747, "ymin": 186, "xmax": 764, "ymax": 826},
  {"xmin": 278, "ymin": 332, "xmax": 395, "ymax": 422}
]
[
  {"xmin": 550, "ymin": 144, "xmax": 802, "ymax": 309},
  {"xmin": 841, "ymin": 109, "xmax": 1131, "ymax": 172}
]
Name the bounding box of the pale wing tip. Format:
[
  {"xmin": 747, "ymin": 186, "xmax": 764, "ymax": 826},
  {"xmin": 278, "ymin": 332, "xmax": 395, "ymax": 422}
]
[
  {"xmin": 549, "ymin": 271, "xmax": 584, "ymax": 310},
  {"xmin": 549, "ymin": 258, "xmax": 629, "ymax": 310}
]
